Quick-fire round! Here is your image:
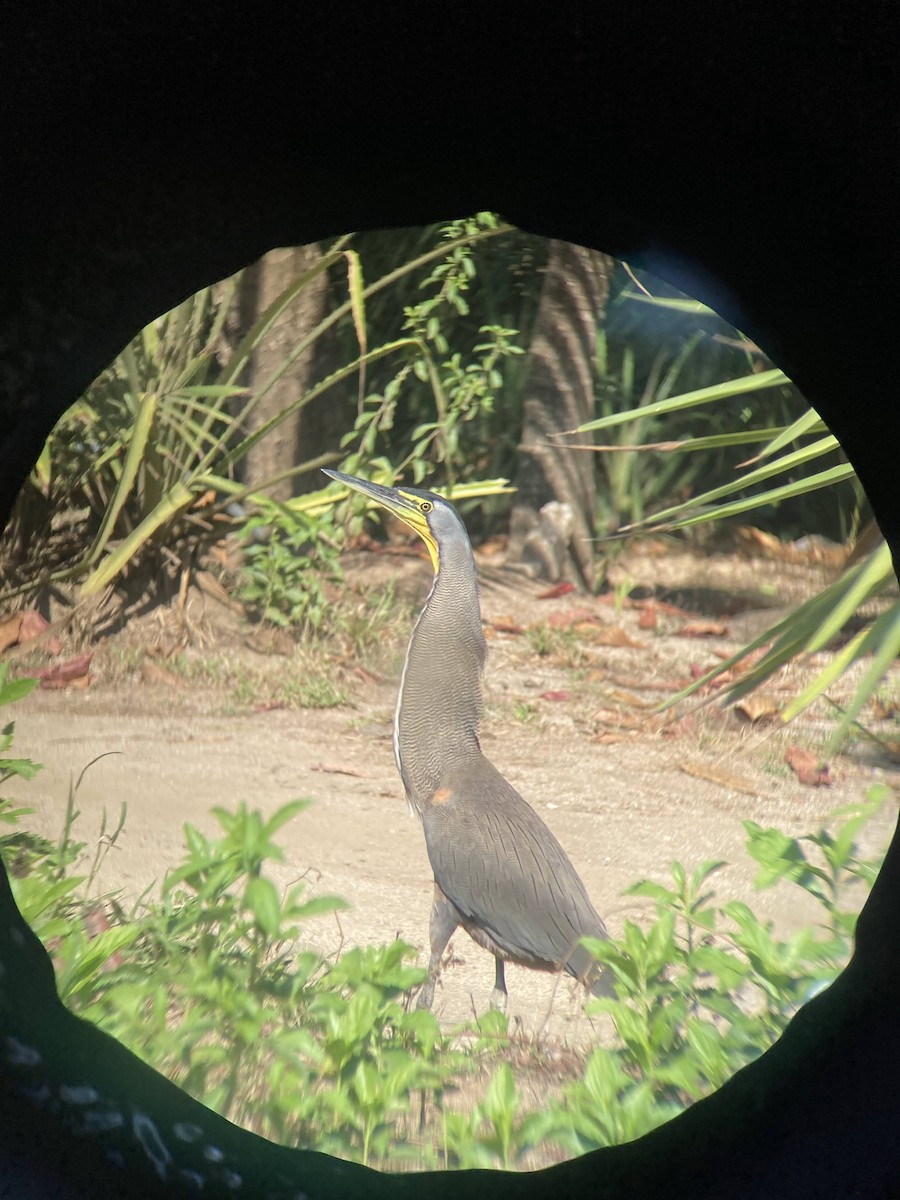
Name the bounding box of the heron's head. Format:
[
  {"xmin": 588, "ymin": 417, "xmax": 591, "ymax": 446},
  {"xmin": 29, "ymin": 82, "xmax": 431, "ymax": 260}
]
[{"xmin": 322, "ymin": 469, "xmax": 469, "ymax": 573}]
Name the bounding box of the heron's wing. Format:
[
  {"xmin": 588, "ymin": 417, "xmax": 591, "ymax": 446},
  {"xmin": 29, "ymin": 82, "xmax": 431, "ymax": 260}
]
[{"xmin": 422, "ymin": 762, "xmax": 607, "ymax": 971}]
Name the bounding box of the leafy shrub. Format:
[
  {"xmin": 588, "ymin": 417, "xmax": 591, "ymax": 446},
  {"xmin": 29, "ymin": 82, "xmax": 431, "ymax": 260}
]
[
  {"xmin": 236, "ymin": 499, "xmax": 343, "ymax": 633},
  {"xmin": 0, "ymin": 677, "xmax": 890, "ymax": 1169}
]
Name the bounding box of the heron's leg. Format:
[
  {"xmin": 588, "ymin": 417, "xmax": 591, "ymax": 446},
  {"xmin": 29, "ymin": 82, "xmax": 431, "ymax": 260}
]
[
  {"xmin": 490, "ymin": 956, "xmax": 508, "ymax": 1012},
  {"xmin": 416, "ymin": 883, "xmax": 458, "ymax": 1010}
]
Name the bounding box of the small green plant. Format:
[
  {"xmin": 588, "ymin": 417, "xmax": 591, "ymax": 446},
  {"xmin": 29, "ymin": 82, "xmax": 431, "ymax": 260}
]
[
  {"xmin": 513, "ymin": 701, "xmax": 539, "ymax": 723},
  {"xmin": 526, "ymin": 623, "xmax": 581, "ymax": 661},
  {"xmin": 237, "ymin": 500, "xmax": 343, "ymax": 633}
]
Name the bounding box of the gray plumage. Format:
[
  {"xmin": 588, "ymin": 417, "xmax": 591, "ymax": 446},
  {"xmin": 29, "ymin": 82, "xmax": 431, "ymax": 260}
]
[{"xmin": 323, "ymin": 469, "xmax": 613, "ymax": 1009}]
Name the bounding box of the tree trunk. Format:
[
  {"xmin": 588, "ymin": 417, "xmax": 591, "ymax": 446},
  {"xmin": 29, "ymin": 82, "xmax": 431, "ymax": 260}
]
[
  {"xmin": 239, "ymin": 243, "xmax": 328, "ymax": 501},
  {"xmin": 508, "ymin": 240, "xmax": 613, "ymax": 588}
]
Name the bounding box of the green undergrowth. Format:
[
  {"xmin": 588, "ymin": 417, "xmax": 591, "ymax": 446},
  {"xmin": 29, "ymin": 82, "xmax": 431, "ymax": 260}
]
[{"xmin": 0, "ymin": 666, "xmax": 891, "ymax": 1170}]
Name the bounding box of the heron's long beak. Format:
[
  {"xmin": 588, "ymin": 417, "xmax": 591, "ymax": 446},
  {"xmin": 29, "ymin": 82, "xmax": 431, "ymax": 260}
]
[{"xmin": 322, "ymin": 469, "xmax": 439, "ymax": 571}]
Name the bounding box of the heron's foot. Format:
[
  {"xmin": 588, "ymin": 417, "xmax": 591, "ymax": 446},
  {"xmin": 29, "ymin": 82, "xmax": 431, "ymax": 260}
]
[{"xmin": 489, "ymin": 986, "xmax": 507, "ymax": 1013}]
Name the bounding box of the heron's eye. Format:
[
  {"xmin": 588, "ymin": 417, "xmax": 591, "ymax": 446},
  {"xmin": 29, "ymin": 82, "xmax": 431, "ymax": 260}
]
[{"xmin": 420, "ymin": 501, "xmax": 433, "ymax": 514}]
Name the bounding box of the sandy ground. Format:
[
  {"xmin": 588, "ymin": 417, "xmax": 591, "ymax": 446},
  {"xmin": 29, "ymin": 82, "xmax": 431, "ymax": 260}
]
[{"xmin": 5, "ymin": 544, "xmax": 898, "ymax": 1047}]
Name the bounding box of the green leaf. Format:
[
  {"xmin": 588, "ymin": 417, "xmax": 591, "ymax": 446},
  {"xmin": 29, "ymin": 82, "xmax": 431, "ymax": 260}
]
[
  {"xmin": 83, "ymin": 390, "xmax": 158, "ymax": 567},
  {"xmin": 0, "ymin": 672, "xmax": 39, "ymax": 708},
  {"xmin": 576, "ymin": 368, "xmax": 788, "ymax": 434},
  {"xmin": 244, "ymin": 877, "xmax": 282, "ymax": 938}
]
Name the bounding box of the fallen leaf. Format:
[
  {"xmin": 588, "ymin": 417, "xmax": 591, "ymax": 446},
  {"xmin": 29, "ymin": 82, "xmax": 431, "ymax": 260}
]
[
  {"xmin": 592, "ymin": 707, "xmax": 649, "ymax": 731},
  {"xmin": 679, "ymin": 620, "xmax": 729, "ymax": 638},
  {"xmin": 734, "ymin": 695, "xmax": 782, "ymax": 723},
  {"xmin": 354, "ymin": 665, "xmax": 384, "ymax": 685},
  {"xmin": 608, "ymin": 688, "xmax": 657, "ymax": 709},
  {"xmin": 537, "ymin": 582, "xmax": 576, "ymax": 600},
  {"xmin": 689, "ymin": 664, "xmax": 731, "ymax": 686},
  {"xmin": 311, "ymin": 762, "xmax": 367, "ymax": 778},
  {"xmin": 608, "ymin": 674, "xmax": 675, "ymax": 693},
  {"xmin": 633, "ymin": 597, "xmax": 691, "ymax": 618},
  {"xmin": 194, "ymin": 570, "xmax": 245, "ymax": 613},
  {"xmin": 35, "ymin": 653, "xmax": 93, "ymax": 689},
  {"xmin": 539, "ymin": 690, "xmax": 569, "ymax": 702},
  {"xmin": 0, "ymin": 613, "xmax": 23, "ymax": 653},
  {"xmin": 736, "ymin": 525, "xmax": 783, "ymax": 558},
  {"xmin": 585, "ymin": 625, "xmax": 646, "ymax": 649},
  {"xmin": 596, "ymin": 593, "xmax": 632, "ymax": 610},
  {"xmin": 661, "ymin": 713, "xmax": 697, "ymax": 738},
  {"xmin": 17, "ymin": 610, "xmax": 51, "ymax": 645},
  {"xmin": 486, "ymin": 616, "xmax": 525, "ymax": 634},
  {"xmin": 637, "ymin": 605, "xmax": 658, "ymax": 630},
  {"xmin": 711, "ymin": 646, "xmax": 770, "ymax": 677},
  {"xmin": 545, "ymin": 607, "xmax": 598, "ymax": 629},
  {"xmin": 677, "ymin": 760, "xmax": 761, "ymax": 797},
  {"xmin": 784, "ymin": 746, "xmax": 832, "ymax": 787}
]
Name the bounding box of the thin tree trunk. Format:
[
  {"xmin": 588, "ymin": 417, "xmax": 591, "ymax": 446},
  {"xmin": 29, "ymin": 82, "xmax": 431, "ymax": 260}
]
[
  {"xmin": 239, "ymin": 243, "xmax": 327, "ymax": 501},
  {"xmin": 508, "ymin": 240, "xmax": 613, "ymax": 588}
]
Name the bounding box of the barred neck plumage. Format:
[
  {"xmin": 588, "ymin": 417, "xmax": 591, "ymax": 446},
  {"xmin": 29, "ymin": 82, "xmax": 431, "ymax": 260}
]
[{"xmin": 393, "ymin": 535, "xmax": 486, "ymax": 814}]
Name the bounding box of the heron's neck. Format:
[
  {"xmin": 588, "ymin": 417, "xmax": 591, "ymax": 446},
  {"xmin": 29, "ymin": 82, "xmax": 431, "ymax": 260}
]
[{"xmin": 394, "ymin": 538, "xmax": 486, "ymax": 811}]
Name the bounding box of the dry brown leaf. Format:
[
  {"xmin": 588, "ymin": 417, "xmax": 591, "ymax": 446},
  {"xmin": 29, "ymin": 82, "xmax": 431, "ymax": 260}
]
[
  {"xmin": 634, "ymin": 597, "xmax": 691, "ymax": 618},
  {"xmin": 784, "ymin": 746, "xmax": 832, "ymax": 787},
  {"xmin": 585, "ymin": 625, "xmax": 645, "ymax": 649},
  {"xmin": 353, "ymin": 665, "xmax": 383, "ymax": 685},
  {"xmin": 311, "ymin": 762, "xmax": 366, "ymax": 778},
  {"xmin": 545, "ymin": 607, "xmax": 598, "ymax": 629},
  {"xmin": 18, "ymin": 610, "xmax": 50, "ymax": 645},
  {"xmin": 486, "ymin": 615, "xmax": 525, "ymax": 634},
  {"xmin": 537, "ymin": 582, "xmax": 576, "ymax": 600},
  {"xmin": 0, "ymin": 613, "xmax": 23, "ymax": 653},
  {"xmin": 36, "ymin": 654, "xmax": 93, "ymax": 689},
  {"xmin": 592, "ymin": 707, "xmax": 649, "ymax": 730},
  {"xmin": 734, "ymin": 695, "xmax": 782, "ymax": 724},
  {"xmin": 677, "ymin": 760, "xmax": 761, "ymax": 797},
  {"xmin": 736, "ymin": 525, "xmax": 783, "ymax": 557},
  {"xmin": 608, "ymin": 688, "xmax": 657, "ymax": 709},
  {"xmin": 679, "ymin": 620, "xmax": 729, "ymax": 638},
  {"xmin": 661, "ymin": 714, "xmax": 697, "ymax": 738},
  {"xmin": 539, "ymin": 690, "xmax": 569, "ymax": 702},
  {"xmin": 608, "ymin": 674, "xmax": 676, "ymax": 693},
  {"xmin": 637, "ymin": 605, "xmax": 658, "ymax": 630},
  {"xmin": 194, "ymin": 570, "xmax": 245, "ymax": 612}
]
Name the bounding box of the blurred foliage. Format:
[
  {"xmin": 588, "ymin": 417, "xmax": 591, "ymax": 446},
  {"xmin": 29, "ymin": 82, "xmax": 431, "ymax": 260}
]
[
  {"xmin": 578, "ymin": 356, "xmax": 896, "ymax": 749},
  {"xmin": 0, "ymin": 221, "xmax": 514, "ymax": 610},
  {"xmin": 0, "ymin": 683, "xmax": 889, "ymax": 1170}
]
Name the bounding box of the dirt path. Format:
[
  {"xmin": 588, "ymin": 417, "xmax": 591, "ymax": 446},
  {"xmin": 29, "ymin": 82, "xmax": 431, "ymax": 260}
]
[{"xmin": 6, "ymin": 545, "xmax": 898, "ymax": 1046}]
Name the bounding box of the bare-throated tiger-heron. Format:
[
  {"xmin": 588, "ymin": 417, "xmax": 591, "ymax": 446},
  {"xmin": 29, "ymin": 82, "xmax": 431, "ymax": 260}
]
[{"xmin": 324, "ymin": 469, "xmax": 614, "ymax": 1011}]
